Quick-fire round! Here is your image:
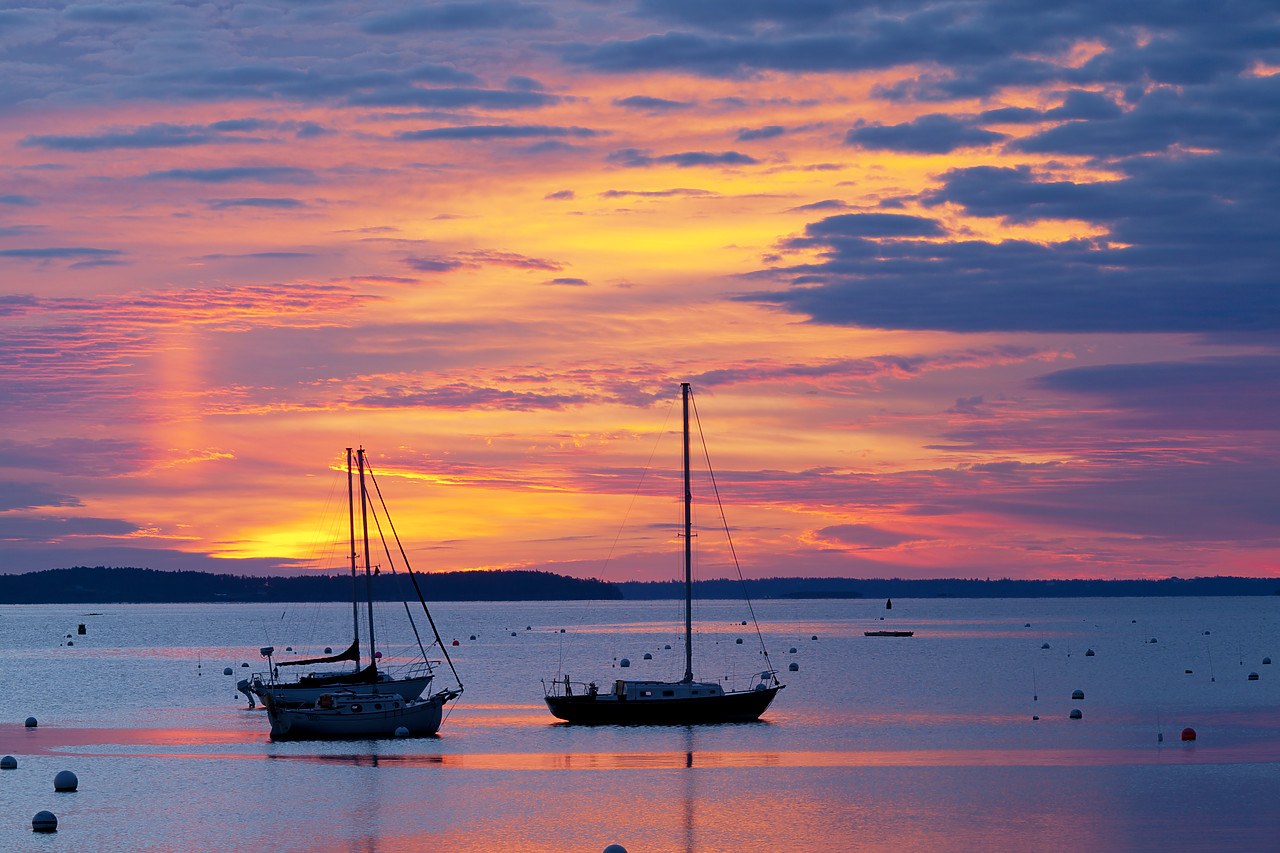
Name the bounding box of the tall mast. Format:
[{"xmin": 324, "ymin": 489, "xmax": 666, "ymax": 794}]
[
  {"xmin": 682, "ymin": 382, "xmax": 694, "ymax": 683},
  {"xmin": 358, "ymin": 448, "xmax": 378, "ymax": 669},
  {"xmin": 347, "ymin": 448, "xmax": 360, "ymax": 667}
]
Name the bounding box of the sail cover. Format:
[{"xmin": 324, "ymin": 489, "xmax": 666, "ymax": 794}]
[{"xmin": 276, "ymin": 638, "xmax": 359, "ymax": 668}]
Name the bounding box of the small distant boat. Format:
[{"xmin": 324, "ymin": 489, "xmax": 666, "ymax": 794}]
[
  {"xmin": 864, "ymin": 630, "xmax": 914, "ymax": 637},
  {"xmin": 543, "ymin": 383, "xmax": 784, "ymax": 725},
  {"xmin": 251, "ymin": 447, "xmax": 463, "ymax": 739}
]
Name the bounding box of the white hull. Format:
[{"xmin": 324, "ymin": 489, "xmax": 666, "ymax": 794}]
[
  {"xmin": 246, "ymin": 672, "xmax": 433, "ymax": 708},
  {"xmin": 265, "ymin": 690, "xmax": 458, "ymax": 740}
]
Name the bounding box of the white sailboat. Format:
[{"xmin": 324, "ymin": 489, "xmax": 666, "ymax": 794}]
[
  {"xmin": 251, "ymin": 447, "xmax": 463, "ymax": 739},
  {"xmin": 543, "ymin": 383, "xmax": 784, "ymax": 724}
]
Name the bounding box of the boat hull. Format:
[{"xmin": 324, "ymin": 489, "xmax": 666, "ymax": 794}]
[
  {"xmin": 545, "ymin": 686, "xmax": 782, "ymax": 725},
  {"xmin": 265, "ymin": 691, "xmax": 456, "ymax": 740}
]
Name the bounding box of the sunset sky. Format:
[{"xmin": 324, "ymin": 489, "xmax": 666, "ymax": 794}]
[{"xmin": 2, "ymin": 0, "xmax": 1277, "ymax": 582}]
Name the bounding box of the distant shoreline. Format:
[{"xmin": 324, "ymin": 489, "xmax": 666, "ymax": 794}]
[{"xmin": 1, "ymin": 566, "xmax": 1277, "ymax": 604}]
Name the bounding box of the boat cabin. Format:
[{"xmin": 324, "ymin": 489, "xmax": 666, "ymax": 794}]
[{"xmin": 610, "ymin": 680, "xmax": 725, "ymax": 701}]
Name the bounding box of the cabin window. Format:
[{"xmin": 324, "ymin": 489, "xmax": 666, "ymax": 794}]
[
  {"xmin": 374, "ymin": 703, "xmax": 383, "ymax": 710},
  {"xmin": 662, "ymin": 690, "xmax": 675, "ymax": 697},
  {"xmin": 640, "ymin": 690, "xmax": 652, "ymax": 697},
  {"xmin": 691, "ymin": 691, "xmax": 699, "ymax": 695},
  {"xmin": 351, "ymin": 704, "xmax": 363, "ymax": 712}
]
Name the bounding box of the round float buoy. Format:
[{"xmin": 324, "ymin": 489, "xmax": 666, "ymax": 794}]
[
  {"xmin": 224, "ymin": 667, "xmax": 233, "ymax": 675},
  {"xmin": 526, "ymin": 626, "xmax": 531, "ymax": 631},
  {"xmin": 285, "ymin": 646, "xmax": 292, "ymax": 652},
  {"xmin": 1264, "ymin": 657, "xmax": 1272, "ymax": 665},
  {"xmin": 25, "ymin": 716, "xmax": 37, "ymax": 728},
  {"xmin": 789, "ymin": 662, "xmax": 799, "ymax": 671},
  {"xmin": 1069, "ymin": 708, "xmax": 1083, "ymax": 719},
  {"xmin": 603, "ymin": 845, "xmax": 629, "ymax": 853},
  {"xmin": 511, "ymin": 632, "xmax": 517, "ymax": 637},
  {"xmin": 1, "ymin": 755, "xmax": 16, "ymax": 769},
  {"xmin": 741, "ymin": 620, "xmax": 747, "ymax": 625},
  {"xmin": 54, "ymin": 770, "xmax": 78, "ymax": 792},
  {"xmin": 1024, "ymin": 623, "xmax": 1031, "ymax": 627},
  {"xmin": 735, "ymin": 638, "xmax": 743, "ymax": 645},
  {"xmin": 664, "ymin": 644, "xmax": 671, "ymax": 650},
  {"xmin": 1041, "ymin": 643, "xmax": 1050, "ymax": 649},
  {"xmin": 643, "ymin": 653, "xmax": 652, "ymax": 660},
  {"xmin": 560, "ymin": 629, "xmax": 565, "ymax": 633},
  {"xmin": 1150, "ymin": 638, "xmax": 1157, "ymax": 644},
  {"xmin": 241, "ymin": 662, "xmax": 249, "ymax": 667},
  {"xmin": 66, "ymin": 640, "xmax": 73, "ymax": 646},
  {"xmin": 452, "ymin": 640, "xmax": 459, "ymax": 646},
  {"xmin": 789, "ymin": 647, "xmax": 797, "ymax": 653},
  {"xmin": 394, "ymin": 726, "xmax": 410, "ymax": 737},
  {"xmin": 620, "ymin": 658, "xmax": 630, "ymax": 667},
  {"xmin": 811, "ymin": 635, "xmax": 817, "ymax": 641},
  {"xmin": 1072, "ymin": 689, "xmax": 1085, "ymax": 700},
  {"xmin": 470, "ymin": 635, "xmax": 477, "ymax": 640},
  {"xmin": 324, "ymin": 647, "xmax": 332, "ymax": 654},
  {"xmin": 1182, "ymin": 727, "xmax": 1196, "ymax": 741},
  {"xmin": 32, "ymin": 811, "xmax": 57, "ymax": 833},
  {"xmin": 1085, "ymin": 649, "xmax": 1095, "ymax": 656},
  {"xmin": 1248, "ymin": 671, "xmax": 1259, "ymax": 681}
]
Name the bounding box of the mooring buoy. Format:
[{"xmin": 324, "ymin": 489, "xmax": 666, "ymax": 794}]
[
  {"xmin": 54, "ymin": 770, "xmax": 78, "ymax": 792},
  {"xmin": 32, "ymin": 811, "xmax": 57, "ymax": 833}
]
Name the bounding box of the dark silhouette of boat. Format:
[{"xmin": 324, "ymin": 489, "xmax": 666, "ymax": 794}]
[{"xmin": 544, "ymin": 384, "xmax": 784, "ymax": 724}]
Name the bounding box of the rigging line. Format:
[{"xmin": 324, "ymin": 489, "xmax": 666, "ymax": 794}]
[
  {"xmin": 365, "ymin": 457, "xmax": 464, "ymax": 691},
  {"xmin": 689, "ymin": 388, "xmax": 777, "ymax": 681},
  {"xmin": 366, "ymin": 500, "xmax": 431, "ymax": 667}
]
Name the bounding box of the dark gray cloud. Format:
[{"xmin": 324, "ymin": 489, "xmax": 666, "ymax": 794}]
[
  {"xmin": 613, "ymin": 95, "xmax": 695, "ymax": 111},
  {"xmin": 21, "ymin": 121, "xmax": 269, "ymax": 151},
  {"xmin": 846, "ymin": 114, "xmax": 1007, "ymax": 154},
  {"xmin": 607, "ymin": 148, "xmax": 759, "ymax": 168},
  {"xmin": 737, "ymin": 125, "xmax": 786, "ymax": 141},
  {"xmin": 143, "ymin": 166, "xmax": 319, "ymax": 184},
  {"xmin": 361, "ymin": 2, "xmax": 555, "ymax": 34},
  {"xmin": 397, "ymin": 125, "xmax": 600, "ymax": 141},
  {"xmin": 0, "ymin": 247, "xmax": 123, "ymax": 260},
  {"xmin": 207, "ymin": 198, "xmax": 307, "ymax": 209}
]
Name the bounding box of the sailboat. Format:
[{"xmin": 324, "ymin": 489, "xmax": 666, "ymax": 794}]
[
  {"xmin": 543, "ymin": 383, "xmax": 784, "ymax": 725},
  {"xmin": 250, "ymin": 447, "xmax": 463, "ymax": 739}
]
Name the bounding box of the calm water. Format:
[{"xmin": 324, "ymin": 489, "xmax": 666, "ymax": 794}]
[{"xmin": 2, "ymin": 596, "xmax": 1279, "ymax": 852}]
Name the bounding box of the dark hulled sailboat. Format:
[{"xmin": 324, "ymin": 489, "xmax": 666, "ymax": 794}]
[{"xmin": 544, "ymin": 383, "xmax": 784, "ymax": 724}]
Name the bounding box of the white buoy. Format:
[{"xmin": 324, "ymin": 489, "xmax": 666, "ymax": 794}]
[
  {"xmin": 603, "ymin": 845, "xmax": 628, "ymax": 853},
  {"xmin": 25, "ymin": 716, "xmax": 37, "ymax": 728},
  {"xmin": 1070, "ymin": 708, "xmax": 1083, "ymax": 719},
  {"xmin": 1072, "ymin": 689, "xmax": 1085, "ymax": 700},
  {"xmin": 54, "ymin": 770, "xmax": 78, "ymax": 792},
  {"xmin": 394, "ymin": 726, "xmax": 410, "ymax": 737},
  {"xmin": 32, "ymin": 811, "xmax": 57, "ymax": 833},
  {"xmin": 1, "ymin": 755, "xmax": 16, "ymax": 769}
]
